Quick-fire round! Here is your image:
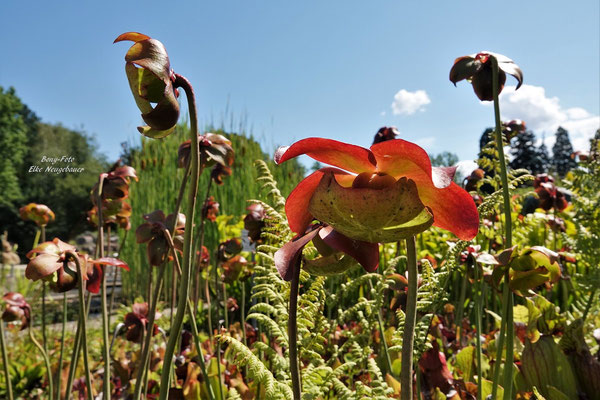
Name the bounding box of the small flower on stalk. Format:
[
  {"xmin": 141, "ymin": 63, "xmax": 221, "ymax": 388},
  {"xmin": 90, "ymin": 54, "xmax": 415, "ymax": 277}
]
[
  {"xmin": 244, "ymin": 203, "xmax": 266, "ymax": 243},
  {"xmin": 217, "ymin": 238, "xmax": 243, "ymax": 262},
  {"xmin": 226, "ymin": 297, "xmax": 239, "ymax": 313},
  {"xmin": 91, "ymin": 166, "xmax": 138, "ymax": 203},
  {"xmin": 372, "ymin": 126, "xmax": 399, "ymax": 145},
  {"xmin": 177, "ymin": 133, "xmax": 235, "ymax": 170},
  {"xmin": 222, "ymin": 254, "xmax": 249, "ymax": 284},
  {"xmin": 135, "ymin": 210, "xmax": 185, "ymax": 266},
  {"xmin": 490, "ymin": 246, "xmax": 561, "ymax": 295},
  {"xmin": 273, "ymin": 137, "xmax": 479, "ymax": 279},
  {"xmin": 202, "ymin": 197, "xmax": 219, "ymax": 222},
  {"xmin": 502, "ymin": 119, "xmax": 526, "ymax": 140},
  {"xmin": 2, "ymin": 292, "xmax": 31, "ymax": 330},
  {"xmin": 211, "ymin": 163, "xmax": 232, "ymax": 185},
  {"xmin": 449, "ymin": 51, "xmax": 523, "ymax": 101},
  {"xmin": 85, "ymin": 257, "xmax": 130, "ymax": 294},
  {"xmin": 25, "ymin": 238, "xmax": 83, "ymax": 292},
  {"xmin": 123, "ymin": 302, "xmax": 159, "ymax": 343},
  {"xmin": 463, "ymin": 168, "xmax": 485, "ymax": 192},
  {"xmin": 88, "ymin": 199, "xmax": 133, "ymax": 230},
  {"xmin": 535, "ymin": 181, "xmax": 569, "ymax": 212},
  {"xmin": 114, "ymin": 33, "xmax": 180, "ymax": 138},
  {"xmin": 196, "ymin": 246, "xmax": 210, "ymax": 270},
  {"xmin": 19, "ymin": 203, "xmax": 55, "ymax": 227}
]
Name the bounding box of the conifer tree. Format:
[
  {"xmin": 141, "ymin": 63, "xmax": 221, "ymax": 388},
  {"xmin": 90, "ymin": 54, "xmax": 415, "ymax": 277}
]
[
  {"xmin": 510, "ymin": 129, "xmax": 544, "ymax": 174},
  {"xmin": 538, "ymin": 134, "xmax": 551, "ymax": 173},
  {"xmin": 552, "ymin": 127, "xmax": 577, "ymax": 177}
]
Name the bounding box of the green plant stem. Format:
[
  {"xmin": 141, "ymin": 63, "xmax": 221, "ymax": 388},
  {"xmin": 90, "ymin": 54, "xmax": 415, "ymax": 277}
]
[
  {"xmin": 65, "ymin": 292, "xmax": 91, "ymax": 398},
  {"xmin": 165, "ymin": 229, "xmax": 216, "ymax": 400},
  {"xmin": 491, "ymin": 279, "xmax": 510, "ymax": 400},
  {"xmin": 29, "ymin": 325, "xmax": 53, "ymax": 399},
  {"xmin": 400, "ymin": 236, "xmax": 417, "ymax": 400},
  {"xmin": 455, "ymin": 269, "xmax": 469, "ymax": 346},
  {"xmin": 96, "ymin": 176, "xmax": 112, "ymax": 399},
  {"xmin": 490, "ymin": 55, "xmax": 515, "ymax": 400},
  {"xmin": 133, "ymin": 266, "xmax": 164, "ymax": 400},
  {"xmin": 66, "ymin": 251, "xmax": 93, "ymax": 400},
  {"xmin": 474, "ymin": 263, "xmax": 483, "ymax": 400},
  {"xmin": 289, "ymin": 257, "xmax": 302, "ymax": 400},
  {"xmin": 0, "ymin": 321, "xmax": 13, "ymax": 400},
  {"xmin": 109, "ymin": 229, "xmax": 127, "ymax": 324},
  {"xmin": 40, "ymin": 225, "xmax": 47, "ymax": 353},
  {"xmin": 158, "ymin": 74, "xmax": 201, "ymax": 400},
  {"xmin": 223, "ymin": 283, "xmax": 229, "ymax": 328},
  {"xmin": 369, "ymin": 280, "xmax": 393, "ymax": 376},
  {"xmin": 56, "ymin": 292, "xmax": 67, "ymax": 400}
]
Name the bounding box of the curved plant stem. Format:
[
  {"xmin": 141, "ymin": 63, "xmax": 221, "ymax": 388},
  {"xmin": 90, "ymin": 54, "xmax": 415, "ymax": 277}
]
[
  {"xmin": 56, "ymin": 292, "xmax": 67, "ymax": 400},
  {"xmin": 65, "ymin": 292, "xmax": 91, "ymax": 399},
  {"xmin": 66, "ymin": 251, "xmax": 93, "ymax": 400},
  {"xmin": 474, "ymin": 263, "xmax": 483, "ymax": 400},
  {"xmin": 369, "ymin": 280, "xmax": 393, "ymax": 376},
  {"xmin": 455, "ymin": 269, "xmax": 469, "ymax": 346},
  {"xmin": 29, "ymin": 325, "xmax": 53, "ymax": 399},
  {"xmin": 109, "ymin": 229, "xmax": 128, "ymax": 325},
  {"xmin": 0, "ymin": 321, "xmax": 13, "ymax": 400},
  {"xmin": 164, "ymin": 229, "xmax": 216, "ymax": 400},
  {"xmin": 289, "ymin": 256, "xmax": 302, "ymax": 400},
  {"xmin": 158, "ymin": 74, "xmax": 201, "ymax": 400},
  {"xmin": 133, "ymin": 265, "xmax": 164, "ymax": 400},
  {"xmin": 40, "ymin": 225, "xmax": 48, "ymax": 353},
  {"xmin": 400, "ymin": 236, "xmax": 417, "ymax": 400},
  {"xmin": 95, "ymin": 176, "xmax": 112, "ymax": 399},
  {"xmin": 489, "ymin": 55, "xmax": 515, "ymax": 400}
]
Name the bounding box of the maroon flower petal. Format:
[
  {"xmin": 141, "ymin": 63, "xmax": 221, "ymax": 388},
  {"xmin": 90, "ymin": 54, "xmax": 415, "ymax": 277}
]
[
  {"xmin": 25, "ymin": 254, "xmax": 62, "ymax": 281},
  {"xmin": 274, "ymin": 227, "xmax": 322, "ymax": 281},
  {"xmin": 318, "ymin": 226, "xmax": 379, "ymax": 272}
]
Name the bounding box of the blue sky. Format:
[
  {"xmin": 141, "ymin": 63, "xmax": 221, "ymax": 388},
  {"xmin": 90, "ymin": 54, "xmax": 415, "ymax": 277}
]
[{"xmin": 1, "ymin": 1, "xmax": 598, "ymax": 170}]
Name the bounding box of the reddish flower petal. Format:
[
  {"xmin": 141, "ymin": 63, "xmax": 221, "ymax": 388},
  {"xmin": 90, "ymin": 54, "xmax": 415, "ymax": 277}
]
[
  {"xmin": 370, "ymin": 139, "xmax": 434, "ymax": 184},
  {"xmin": 25, "ymin": 254, "xmax": 62, "ymax": 281},
  {"xmin": 274, "ymin": 227, "xmax": 322, "ymax": 281},
  {"xmin": 318, "ymin": 226, "xmax": 379, "ymax": 272},
  {"xmin": 418, "ymin": 181, "xmax": 479, "ymax": 240},
  {"xmin": 86, "ymin": 264, "xmax": 103, "ymax": 294},
  {"xmin": 274, "ymin": 138, "xmax": 377, "ymax": 174},
  {"xmin": 285, "ymin": 168, "xmax": 355, "ymax": 234},
  {"xmin": 94, "ymin": 257, "xmax": 130, "ymax": 271}
]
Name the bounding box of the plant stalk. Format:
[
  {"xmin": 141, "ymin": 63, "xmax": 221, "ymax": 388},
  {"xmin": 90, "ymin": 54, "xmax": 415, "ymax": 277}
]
[
  {"xmin": 165, "ymin": 229, "xmax": 216, "ymax": 400},
  {"xmin": 41, "ymin": 225, "xmax": 47, "ymax": 353},
  {"xmin": 96, "ymin": 175, "xmax": 112, "ymax": 399},
  {"xmin": 474, "ymin": 263, "xmax": 483, "ymax": 400},
  {"xmin": 56, "ymin": 292, "xmax": 67, "ymax": 400},
  {"xmin": 289, "ymin": 256, "xmax": 302, "ymax": 400},
  {"xmin": 66, "ymin": 251, "xmax": 93, "ymax": 399},
  {"xmin": 132, "ymin": 266, "xmax": 164, "ymax": 400},
  {"xmin": 158, "ymin": 74, "xmax": 201, "ymax": 400},
  {"xmin": 400, "ymin": 236, "xmax": 418, "ymax": 400},
  {"xmin": 0, "ymin": 321, "xmax": 13, "ymax": 400},
  {"xmin": 29, "ymin": 325, "xmax": 53, "ymax": 399},
  {"xmin": 490, "ymin": 55, "xmax": 515, "ymax": 400}
]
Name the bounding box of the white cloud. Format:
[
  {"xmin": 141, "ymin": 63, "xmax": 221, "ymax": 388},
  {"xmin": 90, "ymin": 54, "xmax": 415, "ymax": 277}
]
[
  {"xmin": 455, "ymin": 160, "xmax": 479, "ymax": 180},
  {"xmin": 498, "ymin": 84, "xmax": 599, "ymax": 151},
  {"xmin": 391, "ymin": 89, "xmax": 431, "ymax": 115}
]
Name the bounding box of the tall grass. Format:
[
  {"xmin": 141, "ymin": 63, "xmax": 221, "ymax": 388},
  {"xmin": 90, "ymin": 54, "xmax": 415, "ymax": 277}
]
[{"xmin": 119, "ymin": 123, "xmax": 304, "ymax": 302}]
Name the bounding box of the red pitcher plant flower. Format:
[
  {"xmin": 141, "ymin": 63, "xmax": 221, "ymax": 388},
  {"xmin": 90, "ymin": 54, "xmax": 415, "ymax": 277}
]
[
  {"xmin": 25, "ymin": 238, "xmax": 82, "ymax": 292},
  {"xmin": 273, "ymin": 137, "xmax": 479, "ymax": 279},
  {"xmin": 124, "ymin": 302, "xmax": 160, "ymax": 343},
  {"xmin": 2, "ymin": 292, "xmax": 31, "ymax": 330},
  {"xmin": 450, "ymin": 51, "xmax": 523, "ymax": 101},
  {"xmin": 19, "ymin": 203, "xmax": 55, "ymax": 227},
  {"xmin": 177, "ymin": 133, "xmax": 235, "ymax": 170},
  {"xmin": 114, "ymin": 33, "xmax": 180, "ymax": 138},
  {"xmin": 135, "ymin": 210, "xmax": 185, "ymax": 266}
]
